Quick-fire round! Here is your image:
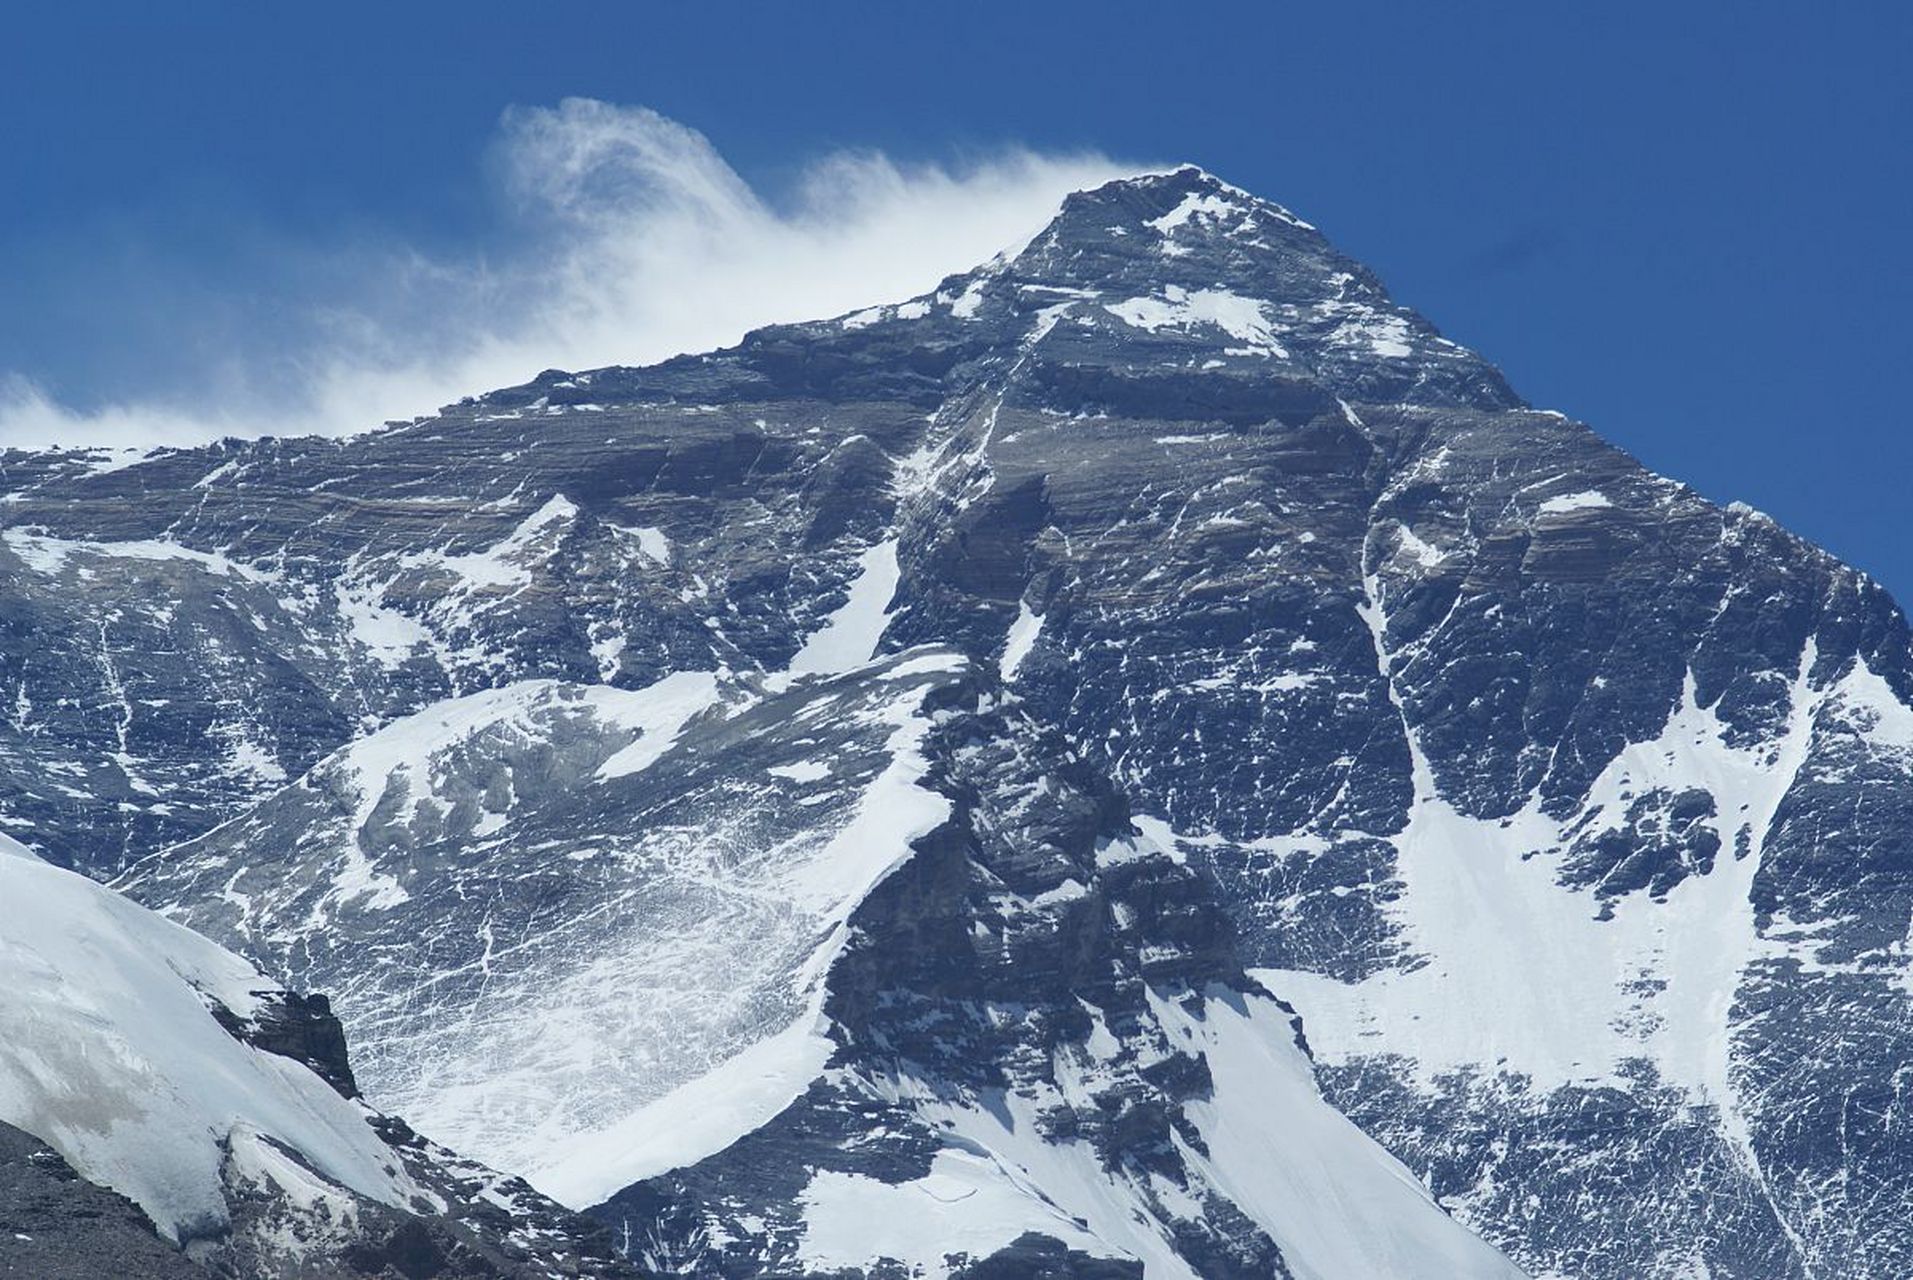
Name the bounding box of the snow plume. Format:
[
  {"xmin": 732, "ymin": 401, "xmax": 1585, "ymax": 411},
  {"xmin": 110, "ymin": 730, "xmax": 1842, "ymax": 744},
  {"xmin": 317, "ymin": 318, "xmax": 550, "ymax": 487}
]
[{"xmin": 0, "ymin": 100, "xmax": 1121, "ymax": 450}]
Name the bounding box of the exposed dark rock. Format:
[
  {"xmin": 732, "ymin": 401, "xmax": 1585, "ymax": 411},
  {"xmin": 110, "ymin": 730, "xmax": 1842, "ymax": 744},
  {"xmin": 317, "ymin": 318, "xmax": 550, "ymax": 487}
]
[{"xmin": 0, "ymin": 1121, "xmax": 209, "ymax": 1279}]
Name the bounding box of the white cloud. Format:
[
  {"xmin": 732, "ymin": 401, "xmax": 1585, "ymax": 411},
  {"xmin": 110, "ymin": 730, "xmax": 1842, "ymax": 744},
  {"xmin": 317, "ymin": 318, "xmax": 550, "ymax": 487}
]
[{"xmin": 0, "ymin": 100, "xmax": 1125, "ymax": 451}]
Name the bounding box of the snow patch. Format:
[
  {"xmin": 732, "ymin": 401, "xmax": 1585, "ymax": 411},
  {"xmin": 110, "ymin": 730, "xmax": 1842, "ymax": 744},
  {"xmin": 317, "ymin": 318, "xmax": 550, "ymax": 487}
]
[
  {"xmin": 797, "ymin": 1148, "xmax": 1105, "ymax": 1277},
  {"xmin": 1395, "ymin": 525, "xmax": 1444, "ymax": 567},
  {"xmin": 999, "ymin": 602, "xmax": 1045, "ymax": 681},
  {"xmin": 1146, "ymin": 191, "xmax": 1246, "ymax": 235},
  {"xmin": 1538, "ymin": 490, "xmax": 1614, "ymax": 516},
  {"xmin": 611, "ymin": 523, "xmax": 671, "ymax": 565},
  {"xmin": 1318, "ymin": 302, "xmax": 1415, "ymax": 358},
  {"xmin": 950, "ymin": 279, "xmax": 988, "ymax": 319},
  {"xmin": 419, "ymin": 494, "xmax": 577, "ymax": 591},
  {"xmin": 769, "ymin": 760, "xmax": 832, "ymax": 783},
  {"xmin": 3, "ymin": 528, "xmax": 274, "ymax": 582},
  {"xmin": 787, "ymin": 540, "xmax": 900, "ymax": 676},
  {"xmin": 592, "ymin": 672, "xmax": 728, "ymax": 780},
  {"xmin": 1826, "ymin": 658, "xmax": 1913, "ymax": 759},
  {"xmin": 1105, "ymin": 286, "xmax": 1288, "ymax": 357},
  {"xmin": 334, "ymin": 563, "xmax": 430, "ymax": 669}
]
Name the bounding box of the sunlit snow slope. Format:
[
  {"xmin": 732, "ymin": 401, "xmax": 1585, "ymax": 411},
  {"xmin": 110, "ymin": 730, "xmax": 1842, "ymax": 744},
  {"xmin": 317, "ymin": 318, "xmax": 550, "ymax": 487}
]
[{"xmin": 0, "ymin": 837, "xmax": 413, "ymax": 1242}]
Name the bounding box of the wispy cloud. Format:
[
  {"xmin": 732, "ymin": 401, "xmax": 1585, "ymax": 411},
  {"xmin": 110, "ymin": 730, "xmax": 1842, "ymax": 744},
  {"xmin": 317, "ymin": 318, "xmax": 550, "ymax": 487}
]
[{"xmin": 1, "ymin": 100, "xmax": 1123, "ymax": 450}]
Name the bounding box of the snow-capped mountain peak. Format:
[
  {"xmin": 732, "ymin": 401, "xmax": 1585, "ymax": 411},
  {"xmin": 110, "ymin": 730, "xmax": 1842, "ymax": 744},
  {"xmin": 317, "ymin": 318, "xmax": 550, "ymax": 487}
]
[{"xmin": 4, "ymin": 166, "xmax": 1911, "ymax": 1277}]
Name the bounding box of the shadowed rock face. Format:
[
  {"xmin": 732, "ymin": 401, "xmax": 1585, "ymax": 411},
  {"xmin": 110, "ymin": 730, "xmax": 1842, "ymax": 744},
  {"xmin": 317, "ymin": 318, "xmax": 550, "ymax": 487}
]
[
  {"xmin": 0, "ymin": 1121, "xmax": 209, "ymax": 1280},
  {"xmin": 1, "ymin": 166, "xmax": 1906, "ymax": 1276},
  {"xmin": 212, "ymin": 989, "xmax": 360, "ymax": 1099}
]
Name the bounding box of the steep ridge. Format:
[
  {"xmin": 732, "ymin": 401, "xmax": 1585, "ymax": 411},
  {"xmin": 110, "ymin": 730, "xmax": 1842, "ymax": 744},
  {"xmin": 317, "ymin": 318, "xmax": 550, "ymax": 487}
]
[
  {"xmin": 0, "ymin": 838, "xmax": 637, "ymax": 1277},
  {"xmin": 0, "ymin": 165, "xmax": 1902, "ymax": 1275}
]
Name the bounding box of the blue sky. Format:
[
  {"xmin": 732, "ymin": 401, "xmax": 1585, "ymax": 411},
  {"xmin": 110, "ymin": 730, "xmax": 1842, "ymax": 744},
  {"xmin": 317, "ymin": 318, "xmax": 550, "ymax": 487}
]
[{"xmin": 3, "ymin": 2, "xmax": 1910, "ymax": 598}]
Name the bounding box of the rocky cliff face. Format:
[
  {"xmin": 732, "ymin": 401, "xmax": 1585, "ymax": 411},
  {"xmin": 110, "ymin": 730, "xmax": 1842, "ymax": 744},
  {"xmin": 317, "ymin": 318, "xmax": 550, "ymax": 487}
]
[{"xmin": 7, "ymin": 166, "xmax": 1912, "ymax": 1277}]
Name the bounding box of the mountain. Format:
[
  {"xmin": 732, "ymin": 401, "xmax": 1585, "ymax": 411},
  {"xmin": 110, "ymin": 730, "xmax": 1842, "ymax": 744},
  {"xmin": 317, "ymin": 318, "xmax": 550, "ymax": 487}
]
[{"xmin": 3, "ymin": 166, "xmax": 1910, "ymax": 1277}]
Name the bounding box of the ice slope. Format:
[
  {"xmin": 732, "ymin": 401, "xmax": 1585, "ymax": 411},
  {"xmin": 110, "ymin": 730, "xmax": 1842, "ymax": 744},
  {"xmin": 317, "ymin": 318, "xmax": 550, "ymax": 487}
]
[
  {"xmin": 1150, "ymin": 987, "xmax": 1524, "ymax": 1280},
  {"xmin": 0, "ymin": 836, "xmax": 415, "ymax": 1243}
]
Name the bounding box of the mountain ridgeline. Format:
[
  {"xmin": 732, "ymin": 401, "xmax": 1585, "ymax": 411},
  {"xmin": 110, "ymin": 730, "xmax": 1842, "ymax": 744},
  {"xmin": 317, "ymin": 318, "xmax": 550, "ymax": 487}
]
[{"xmin": 3, "ymin": 167, "xmax": 1911, "ymax": 1278}]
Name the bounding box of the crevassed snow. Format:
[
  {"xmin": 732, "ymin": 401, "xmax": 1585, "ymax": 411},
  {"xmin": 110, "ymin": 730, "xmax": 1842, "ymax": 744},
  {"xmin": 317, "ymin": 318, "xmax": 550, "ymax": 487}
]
[
  {"xmin": 0, "ymin": 839, "xmax": 414, "ymax": 1241},
  {"xmin": 518, "ymin": 677, "xmax": 952, "ymax": 1206},
  {"xmin": 276, "ymin": 658, "xmax": 960, "ymax": 1208},
  {"xmin": 1538, "ymin": 490, "xmax": 1614, "ymax": 516},
  {"xmin": 1105, "ymin": 286, "xmax": 1288, "ymax": 357},
  {"xmin": 1149, "ymin": 987, "xmax": 1525, "ymax": 1280},
  {"xmin": 999, "ymin": 602, "xmax": 1045, "ymax": 681},
  {"xmin": 325, "ymin": 685, "xmax": 580, "ymax": 913},
  {"xmin": 787, "ymin": 540, "xmax": 900, "ymax": 675}
]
